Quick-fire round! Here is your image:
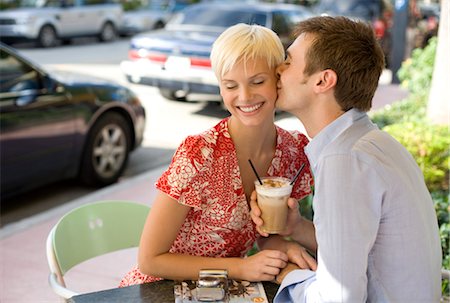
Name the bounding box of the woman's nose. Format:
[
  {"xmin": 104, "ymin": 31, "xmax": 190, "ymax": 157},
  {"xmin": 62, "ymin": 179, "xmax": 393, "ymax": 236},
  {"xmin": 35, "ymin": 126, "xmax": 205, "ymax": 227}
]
[{"xmin": 238, "ymin": 87, "xmax": 252, "ymax": 102}]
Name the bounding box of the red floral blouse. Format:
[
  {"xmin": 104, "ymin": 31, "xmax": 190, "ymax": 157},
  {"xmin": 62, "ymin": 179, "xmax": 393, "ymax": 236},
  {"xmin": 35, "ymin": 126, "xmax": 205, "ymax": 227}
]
[{"xmin": 119, "ymin": 118, "xmax": 313, "ymax": 286}]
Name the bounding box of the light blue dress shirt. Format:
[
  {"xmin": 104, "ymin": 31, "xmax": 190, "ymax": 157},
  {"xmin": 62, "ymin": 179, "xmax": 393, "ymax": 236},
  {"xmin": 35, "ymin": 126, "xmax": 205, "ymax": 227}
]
[{"xmin": 275, "ymin": 109, "xmax": 442, "ymax": 302}]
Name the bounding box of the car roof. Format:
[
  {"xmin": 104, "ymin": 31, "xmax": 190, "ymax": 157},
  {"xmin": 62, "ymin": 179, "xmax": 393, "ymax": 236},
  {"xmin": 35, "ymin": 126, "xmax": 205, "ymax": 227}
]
[
  {"xmin": 185, "ymin": 2, "xmax": 311, "ymax": 13},
  {"xmin": 0, "ymin": 42, "xmax": 48, "ymax": 76}
]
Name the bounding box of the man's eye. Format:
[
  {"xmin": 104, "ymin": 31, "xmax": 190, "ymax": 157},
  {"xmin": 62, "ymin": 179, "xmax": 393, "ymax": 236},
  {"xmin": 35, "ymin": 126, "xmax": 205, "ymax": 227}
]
[{"xmin": 225, "ymin": 85, "xmax": 237, "ymax": 89}]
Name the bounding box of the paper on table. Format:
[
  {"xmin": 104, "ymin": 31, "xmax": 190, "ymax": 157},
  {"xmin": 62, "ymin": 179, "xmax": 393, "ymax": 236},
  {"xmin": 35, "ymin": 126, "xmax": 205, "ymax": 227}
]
[{"xmin": 174, "ymin": 280, "xmax": 269, "ymax": 303}]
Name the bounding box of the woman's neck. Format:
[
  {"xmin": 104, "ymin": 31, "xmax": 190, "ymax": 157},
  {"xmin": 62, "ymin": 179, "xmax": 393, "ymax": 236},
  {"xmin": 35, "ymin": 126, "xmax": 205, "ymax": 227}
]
[{"xmin": 227, "ymin": 117, "xmax": 277, "ymax": 159}]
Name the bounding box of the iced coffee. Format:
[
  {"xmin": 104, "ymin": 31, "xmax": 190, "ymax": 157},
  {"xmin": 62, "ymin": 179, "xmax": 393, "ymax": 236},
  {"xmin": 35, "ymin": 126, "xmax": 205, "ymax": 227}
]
[{"xmin": 254, "ymin": 177, "xmax": 293, "ymax": 234}]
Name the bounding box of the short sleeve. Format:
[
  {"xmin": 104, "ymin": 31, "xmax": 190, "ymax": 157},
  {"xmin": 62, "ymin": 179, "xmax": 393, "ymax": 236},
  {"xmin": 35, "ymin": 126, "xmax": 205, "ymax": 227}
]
[{"xmin": 155, "ymin": 135, "xmax": 213, "ymax": 208}]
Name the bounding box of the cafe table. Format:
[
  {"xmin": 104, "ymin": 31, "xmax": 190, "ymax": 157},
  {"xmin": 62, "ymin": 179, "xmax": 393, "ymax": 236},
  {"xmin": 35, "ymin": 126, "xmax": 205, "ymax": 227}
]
[{"xmin": 67, "ymin": 280, "xmax": 279, "ymax": 303}]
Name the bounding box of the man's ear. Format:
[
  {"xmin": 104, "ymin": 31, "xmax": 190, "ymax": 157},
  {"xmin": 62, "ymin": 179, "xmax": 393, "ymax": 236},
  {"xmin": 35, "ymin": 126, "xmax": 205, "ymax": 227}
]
[{"xmin": 313, "ymin": 69, "xmax": 337, "ymax": 93}]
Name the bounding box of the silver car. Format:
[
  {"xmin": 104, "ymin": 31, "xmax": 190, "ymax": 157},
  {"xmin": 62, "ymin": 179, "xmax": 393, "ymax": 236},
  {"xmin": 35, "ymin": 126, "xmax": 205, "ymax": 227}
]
[
  {"xmin": 0, "ymin": 0, "xmax": 123, "ymax": 48},
  {"xmin": 120, "ymin": 0, "xmax": 192, "ymax": 36}
]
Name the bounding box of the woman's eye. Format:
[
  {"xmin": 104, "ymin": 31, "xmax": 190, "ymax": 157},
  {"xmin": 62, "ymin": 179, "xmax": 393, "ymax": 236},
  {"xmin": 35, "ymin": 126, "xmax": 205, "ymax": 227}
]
[
  {"xmin": 253, "ymin": 80, "xmax": 264, "ymax": 85},
  {"xmin": 225, "ymin": 85, "xmax": 237, "ymax": 90}
]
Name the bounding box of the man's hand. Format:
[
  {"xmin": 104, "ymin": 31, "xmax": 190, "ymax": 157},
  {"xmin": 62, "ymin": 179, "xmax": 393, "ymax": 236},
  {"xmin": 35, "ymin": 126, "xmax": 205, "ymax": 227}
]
[
  {"xmin": 249, "ymin": 191, "xmax": 269, "ymax": 237},
  {"xmin": 275, "ymin": 262, "xmax": 301, "ymax": 284},
  {"xmin": 250, "ymin": 191, "xmax": 302, "ymax": 237},
  {"xmin": 285, "ymin": 241, "xmax": 317, "ymax": 271}
]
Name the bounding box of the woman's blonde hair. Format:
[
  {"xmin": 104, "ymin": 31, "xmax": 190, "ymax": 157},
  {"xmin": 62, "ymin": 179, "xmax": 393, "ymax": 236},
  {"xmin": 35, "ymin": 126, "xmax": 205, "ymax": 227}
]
[{"xmin": 210, "ymin": 23, "xmax": 285, "ymax": 80}]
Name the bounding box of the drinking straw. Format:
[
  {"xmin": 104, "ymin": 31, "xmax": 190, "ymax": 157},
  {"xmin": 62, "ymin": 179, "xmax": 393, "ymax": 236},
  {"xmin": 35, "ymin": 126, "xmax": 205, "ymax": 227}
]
[
  {"xmin": 290, "ymin": 163, "xmax": 305, "ymax": 185},
  {"xmin": 248, "ymin": 159, "xmax": 263, "ymax": 185}
]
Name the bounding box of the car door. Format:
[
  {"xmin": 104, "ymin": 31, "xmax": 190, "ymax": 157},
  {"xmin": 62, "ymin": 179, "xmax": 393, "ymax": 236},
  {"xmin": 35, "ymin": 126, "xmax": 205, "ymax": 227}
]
[
  {"xmin": 0, "ymin": 47, "xmax": 76, "ymax": 197},
  {"xmin": 77, "ymin": 0, "xmax": 111, "ymax": 35},
  {"xmin": 46, "ymin": 0, "xmax": 81, "ymax": 37}
]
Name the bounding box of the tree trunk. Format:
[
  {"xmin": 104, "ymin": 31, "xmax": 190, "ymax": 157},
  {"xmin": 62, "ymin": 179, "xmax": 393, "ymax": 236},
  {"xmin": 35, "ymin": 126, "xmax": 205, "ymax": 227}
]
[{"xmin": 427, "ymin": 0, "xmax": 449, "ymax": 125}]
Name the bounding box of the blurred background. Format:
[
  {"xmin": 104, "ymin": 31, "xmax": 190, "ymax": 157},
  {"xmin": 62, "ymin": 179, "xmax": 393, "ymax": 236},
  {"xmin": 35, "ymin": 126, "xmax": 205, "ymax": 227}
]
[{"xmin": 0, "ymin": 0, "xmax": 448, "ymax": 301}]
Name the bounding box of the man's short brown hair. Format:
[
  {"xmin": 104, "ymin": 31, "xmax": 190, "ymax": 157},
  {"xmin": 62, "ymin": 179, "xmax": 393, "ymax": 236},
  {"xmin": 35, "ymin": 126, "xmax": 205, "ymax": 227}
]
[{"xmin": 295, "ymin": 16, "xmax": 385, "ymax": 112}]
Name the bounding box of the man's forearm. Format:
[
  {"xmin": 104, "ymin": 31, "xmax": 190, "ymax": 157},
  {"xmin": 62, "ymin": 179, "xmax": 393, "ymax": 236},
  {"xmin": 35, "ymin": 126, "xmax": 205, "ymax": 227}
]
[{"xmin": 292, "ymin": 217, "xmax": 317, "ymax": 253}]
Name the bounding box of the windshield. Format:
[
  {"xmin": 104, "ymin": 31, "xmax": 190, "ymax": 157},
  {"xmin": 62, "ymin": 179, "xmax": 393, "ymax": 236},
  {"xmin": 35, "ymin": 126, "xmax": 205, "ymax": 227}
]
[
  {"xmin": 168, "ymin": 5, "xmax": 267, "ymax": 28},
  {"xmin": 14, "ymin": 0, "xmax": 66, "ymax": 8},
  {"xmin": 314, "ymin": 0, "xmax": 381, "ymax": 21}
]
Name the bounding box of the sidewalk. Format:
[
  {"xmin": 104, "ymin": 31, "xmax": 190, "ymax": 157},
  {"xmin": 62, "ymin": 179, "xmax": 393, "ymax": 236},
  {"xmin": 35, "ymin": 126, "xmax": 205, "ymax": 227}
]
[
  {"xmin": 0, "ymin": 166, "xmax": 166, "ymax": 303},
  {"xmin": 0, "ymin": 78, "xmax": 408, "ymax": 303}
]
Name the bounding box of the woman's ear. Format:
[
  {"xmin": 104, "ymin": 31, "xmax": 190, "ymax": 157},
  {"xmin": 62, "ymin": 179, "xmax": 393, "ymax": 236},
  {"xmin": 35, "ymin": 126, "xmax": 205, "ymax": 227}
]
[{"xmin": 313, "ymin": 69, "xmax": 337, "ymax": 93}]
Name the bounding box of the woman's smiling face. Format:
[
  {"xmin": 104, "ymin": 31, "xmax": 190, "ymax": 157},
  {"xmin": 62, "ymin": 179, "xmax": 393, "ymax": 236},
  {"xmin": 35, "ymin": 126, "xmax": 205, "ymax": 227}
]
[{"xmin": 219, "ymin": 57, "xmax": 278, "ymax": 127}]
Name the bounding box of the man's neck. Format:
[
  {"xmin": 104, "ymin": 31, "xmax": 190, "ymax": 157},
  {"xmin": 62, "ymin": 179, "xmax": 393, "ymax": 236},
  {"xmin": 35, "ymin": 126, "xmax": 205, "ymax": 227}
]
[{"xmin": 299, "ymin": 101, "xmax": 344, "ymax": 138}]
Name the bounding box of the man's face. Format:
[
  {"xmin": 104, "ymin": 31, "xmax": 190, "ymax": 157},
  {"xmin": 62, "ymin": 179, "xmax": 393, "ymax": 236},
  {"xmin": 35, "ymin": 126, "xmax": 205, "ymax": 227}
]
[{"xmin": 275, "ymin": 33, "xmax": 316, "ymax": 114}]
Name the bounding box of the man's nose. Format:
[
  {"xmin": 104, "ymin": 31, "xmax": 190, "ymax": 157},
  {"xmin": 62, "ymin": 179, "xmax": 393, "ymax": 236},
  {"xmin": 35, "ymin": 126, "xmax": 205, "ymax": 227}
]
[{"xmin": 276, "ymin": 64, "xmax": 284, "ymax": 78}]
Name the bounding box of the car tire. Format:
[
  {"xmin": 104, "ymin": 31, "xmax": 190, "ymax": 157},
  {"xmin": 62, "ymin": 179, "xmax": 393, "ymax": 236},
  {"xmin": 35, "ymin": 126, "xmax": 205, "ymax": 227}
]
[
  {"xmin": 159, "ymin": 88, "xmax": 186, "ymax": 102},
  {"xmin": 80, "ymin": 112, "xmax": 131, "ymax": 187},
  {"xmin": 37, "ymin": 25, "xmax": 57, "ymax": 48},
  {"xmin": 98, "ymin": 22, "xmax": 117, "ymax": 42},
  {"xmin": 153, "ymin": 21, "xmax": 165, "ymax": 29}
]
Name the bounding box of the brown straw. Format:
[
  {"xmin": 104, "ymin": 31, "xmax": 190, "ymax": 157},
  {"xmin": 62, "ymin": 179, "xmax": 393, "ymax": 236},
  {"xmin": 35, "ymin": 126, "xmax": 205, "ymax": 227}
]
[
  {"xmin": 290, "ymin": 163, "xmax": 305, "ymax": 185},
  {"xmin": 248, "ymin": 159, "xmax": 263, "ymax": 185}
]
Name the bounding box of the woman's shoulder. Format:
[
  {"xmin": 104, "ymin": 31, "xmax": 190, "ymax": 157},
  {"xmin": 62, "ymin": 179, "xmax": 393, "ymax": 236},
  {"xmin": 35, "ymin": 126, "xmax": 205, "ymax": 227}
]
[
  {"xmin": 176, "ymin": 118, "xmax": 231, "ymax": 162},
  {"xmin": 276, "ymin": 126, "xmax": 310, "ymax": 148}
]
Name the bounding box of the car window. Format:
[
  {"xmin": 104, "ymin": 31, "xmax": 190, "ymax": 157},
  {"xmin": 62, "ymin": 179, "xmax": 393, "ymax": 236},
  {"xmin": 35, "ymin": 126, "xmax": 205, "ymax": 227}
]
[
  {"xmin": 83, "ymin": 0, "xmax": 113, "ymax": 5},
  {"xmin": 17, "ymin": 0, "xmax": 63, "ymax": 8},
  {"xmin": 170, "ymin": 6, "xmax": 267, "ymax": 28},
  {"xmin": 272, "ymin": 12, "xmax": 290, "ymax": 36},
  {"xmin": 0, "ymin": 50, "xmax": 40, "ymax": 94},
  {"xmin": 272, "ymin": 10, "xmax": 312, "ymax": 48}
]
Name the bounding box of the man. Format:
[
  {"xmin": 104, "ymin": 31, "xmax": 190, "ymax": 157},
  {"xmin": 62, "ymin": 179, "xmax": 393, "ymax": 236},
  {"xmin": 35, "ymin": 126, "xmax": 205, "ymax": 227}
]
[{"xmin": 250, "ymin": 16, "xmax": 442, "ymax": 302}]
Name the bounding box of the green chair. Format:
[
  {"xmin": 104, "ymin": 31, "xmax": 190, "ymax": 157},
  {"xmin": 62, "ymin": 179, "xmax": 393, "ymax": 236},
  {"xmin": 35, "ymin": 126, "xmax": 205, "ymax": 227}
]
[{"xmin": 46, "ymin": 200, "xmax": 150, "ymax": 300}]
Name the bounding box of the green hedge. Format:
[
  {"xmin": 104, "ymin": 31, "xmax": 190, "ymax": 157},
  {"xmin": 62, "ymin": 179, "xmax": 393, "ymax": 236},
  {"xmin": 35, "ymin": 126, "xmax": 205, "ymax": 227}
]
[{"xmin": 371, "ymin": 36, "xmax": 449, "ymax": 293}]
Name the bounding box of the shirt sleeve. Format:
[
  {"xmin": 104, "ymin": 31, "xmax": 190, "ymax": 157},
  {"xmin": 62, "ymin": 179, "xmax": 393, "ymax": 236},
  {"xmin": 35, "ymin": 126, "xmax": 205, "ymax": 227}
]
[
  {"xmin": 279, "ymin": 153, "xmax": 385, "ymax": 302},
  {"xmin": 155, "ymin": 135, "xmax": 212, "ymax": 208},
  {"xmin": 275, "ymin": 270, "xmax": 316, "ymax": 303}
]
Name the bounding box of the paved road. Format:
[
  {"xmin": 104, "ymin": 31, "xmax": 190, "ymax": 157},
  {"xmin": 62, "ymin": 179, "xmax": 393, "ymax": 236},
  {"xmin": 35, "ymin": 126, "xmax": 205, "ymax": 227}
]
[
  {"xmin": 0, "ymin": 39, "xmax": 228, "ymax": 225},
  {"xmin": 1, "ymin": 39, "xmax": 407, "ymax": 227}
]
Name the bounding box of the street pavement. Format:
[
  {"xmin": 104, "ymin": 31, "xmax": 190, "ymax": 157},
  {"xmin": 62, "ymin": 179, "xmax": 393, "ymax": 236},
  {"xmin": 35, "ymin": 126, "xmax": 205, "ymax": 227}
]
[{"xmin": 0, "ymin": 72, "xmax": 408, "ymax": 302}]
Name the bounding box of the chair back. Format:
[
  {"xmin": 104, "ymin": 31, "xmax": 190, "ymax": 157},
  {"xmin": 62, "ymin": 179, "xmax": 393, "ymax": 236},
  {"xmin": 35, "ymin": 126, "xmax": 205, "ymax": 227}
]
[
  {"xmin": 53, "ymin": 200, "xmax": 149, "ymax": 275},
  {"xmin": 46, "ymin": 200, "xmax": 149, "ymax": 299}
]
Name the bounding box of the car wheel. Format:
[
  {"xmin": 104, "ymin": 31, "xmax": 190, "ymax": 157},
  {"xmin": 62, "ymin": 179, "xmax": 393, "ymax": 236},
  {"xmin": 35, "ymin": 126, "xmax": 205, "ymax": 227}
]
[
  {"xmin": 99, "ymin": 22, "xmax": 117, "ymax": 42},
  {"xmin": 153, "ymin": 21, "xmax": 165, "ymax": 29},
  {"xmin": 159, "ymin": 88, "xmax": 187, "ymax": 102},
  {"xmin": 37, "ymin": 25, "xmax": 57, "ymax": 48},
  {"xmin": 80, "ymin": 112, "xmax": 131, "ymax": 187}
]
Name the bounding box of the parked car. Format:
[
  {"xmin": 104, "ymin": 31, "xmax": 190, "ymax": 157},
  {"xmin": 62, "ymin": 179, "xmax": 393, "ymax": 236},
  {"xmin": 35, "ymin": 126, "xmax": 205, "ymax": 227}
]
[
  {"xmin": 312, "ymin": 0, "xmax": 391, "ymax": 63},
  {"xmin": 0, "ymin": 0, "xmax": 123, "ymax": 48},
  {"xmin": 120, "ymin": 0, "xmax": 193, "ymax": 36},
  {"xmin": 120, "ymin": 2, "xmax": 314, "ymax": 102},
  {"xmin": 0, "ymin": 43, "xmax": 146, "ymax": 199}
]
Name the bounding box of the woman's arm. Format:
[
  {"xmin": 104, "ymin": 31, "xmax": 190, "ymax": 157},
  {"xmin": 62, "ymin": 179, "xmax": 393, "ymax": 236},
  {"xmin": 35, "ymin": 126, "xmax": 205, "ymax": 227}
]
[{"xmin": 138, "ymin": 191, "xmax": 289, "ymax": 282}]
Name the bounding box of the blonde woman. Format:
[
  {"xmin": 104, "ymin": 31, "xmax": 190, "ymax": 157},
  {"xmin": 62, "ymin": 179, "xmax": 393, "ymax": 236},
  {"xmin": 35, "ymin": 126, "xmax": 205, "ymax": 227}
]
[{"xmin": 120, "ymin": 23, "xmax": 315, "ymax": 286}]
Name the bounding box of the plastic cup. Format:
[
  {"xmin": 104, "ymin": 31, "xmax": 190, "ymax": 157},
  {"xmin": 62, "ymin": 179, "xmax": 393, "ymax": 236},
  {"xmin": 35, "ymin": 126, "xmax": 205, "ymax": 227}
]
[{"xmin": 254, "ymin": 177, "xmax": 293, "ymax": 234}]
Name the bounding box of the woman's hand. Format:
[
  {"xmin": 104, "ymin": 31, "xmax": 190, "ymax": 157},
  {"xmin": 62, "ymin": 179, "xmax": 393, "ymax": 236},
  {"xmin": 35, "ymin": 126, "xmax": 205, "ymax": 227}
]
[{"xmin": 240, "ymin": 250, "xmax": 288, "ymax": 282}]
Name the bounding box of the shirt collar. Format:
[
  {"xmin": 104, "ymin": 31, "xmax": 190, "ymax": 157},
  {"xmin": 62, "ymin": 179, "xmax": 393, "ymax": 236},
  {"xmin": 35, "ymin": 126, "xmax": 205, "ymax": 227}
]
[{"xmin": 305, "ymin": 108, "xmax": 367, "ymax": 169}]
